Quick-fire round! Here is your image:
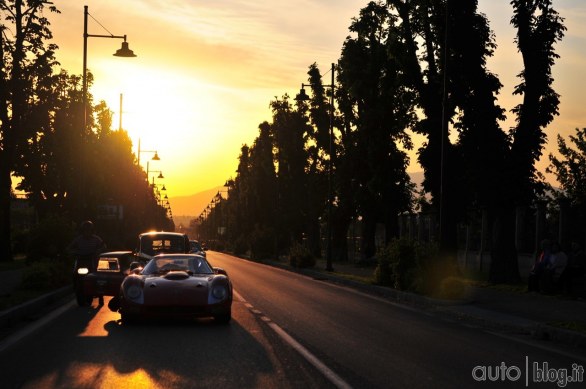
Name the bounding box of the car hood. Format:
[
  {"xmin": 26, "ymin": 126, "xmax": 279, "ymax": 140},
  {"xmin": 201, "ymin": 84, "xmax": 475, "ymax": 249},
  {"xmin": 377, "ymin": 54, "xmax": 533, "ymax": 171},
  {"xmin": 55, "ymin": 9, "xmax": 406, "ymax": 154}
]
[{"xmin": 141, "ymin": 272, "xmax": 213, "ymax": 306}]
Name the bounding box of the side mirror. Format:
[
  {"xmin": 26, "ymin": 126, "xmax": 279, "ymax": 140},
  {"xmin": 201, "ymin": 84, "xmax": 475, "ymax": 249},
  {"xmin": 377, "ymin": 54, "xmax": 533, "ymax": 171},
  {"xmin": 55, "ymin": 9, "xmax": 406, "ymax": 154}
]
[
  {"xmin": 213, "ymin": 267, "xmax": 227, "ymax": 276},
  {"xmin": 129, "ymin": 261, "xmax": 143, "ymax": 274}
]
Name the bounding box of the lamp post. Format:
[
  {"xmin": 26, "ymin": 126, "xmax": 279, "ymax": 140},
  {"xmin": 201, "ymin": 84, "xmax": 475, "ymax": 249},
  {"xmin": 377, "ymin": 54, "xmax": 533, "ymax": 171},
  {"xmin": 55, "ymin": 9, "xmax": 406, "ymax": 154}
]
[
  {"xmin": 83, "ymin": 5, "xmax": 136, "ymax": 134},
  {"xmin": 296, "ymin": 62, "xmax": 335, "ymax": 272},
  {"xmin": 147, "ymin": 167, "xmax": 164, "ymax": 182},
  {"xmin": 137, "ymin": 139, "xmax": 160, "ymax": 167}
]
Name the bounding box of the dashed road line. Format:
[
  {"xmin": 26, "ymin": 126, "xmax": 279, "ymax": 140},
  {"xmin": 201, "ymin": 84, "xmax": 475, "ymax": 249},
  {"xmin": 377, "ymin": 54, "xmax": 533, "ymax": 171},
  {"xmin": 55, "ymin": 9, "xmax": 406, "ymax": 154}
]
[{"xmin": 233, "ymin": 289, "xmax": 352, "ymax": 389}]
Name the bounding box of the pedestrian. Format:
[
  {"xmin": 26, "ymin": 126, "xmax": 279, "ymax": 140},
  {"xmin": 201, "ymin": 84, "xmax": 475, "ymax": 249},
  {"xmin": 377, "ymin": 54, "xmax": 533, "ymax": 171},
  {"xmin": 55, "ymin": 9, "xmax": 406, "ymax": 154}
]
[
  {"xmin": 528, "ymin": 239, "xmax": 551, "ymax": 292},
  {"xmin": 540, "ymin": 241, "xmax": 568, "ymax": 294}
]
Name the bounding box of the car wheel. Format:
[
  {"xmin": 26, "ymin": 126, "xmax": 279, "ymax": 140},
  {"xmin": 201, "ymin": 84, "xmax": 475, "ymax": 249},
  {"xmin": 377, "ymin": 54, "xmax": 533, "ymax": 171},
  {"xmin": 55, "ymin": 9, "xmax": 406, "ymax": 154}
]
[
  {"xmin": 121, "ymin": 312, "xmax": 138, "ymax": 325},
  {"xmin": 76, "ymin": 291, "xmax": 92, "ymax": 307},
  {"xmin": 214, "ymin": 311, "xmax": 231, "ymax": 325},
  {"xmin": 108, "ymin": 295, "xmax": 121, "ymax": 312}
]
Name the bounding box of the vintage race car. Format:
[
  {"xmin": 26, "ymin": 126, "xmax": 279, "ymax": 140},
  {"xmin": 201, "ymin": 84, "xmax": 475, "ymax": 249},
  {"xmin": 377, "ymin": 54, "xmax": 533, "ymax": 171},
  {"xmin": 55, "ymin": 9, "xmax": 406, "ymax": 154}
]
[
  {"xmin": 74, "ymin": 251, "xmax": 137, "ymax": 307},
  {"xmin": 112, "ymin": 253, "xmax": 232, "ymax": 324}
]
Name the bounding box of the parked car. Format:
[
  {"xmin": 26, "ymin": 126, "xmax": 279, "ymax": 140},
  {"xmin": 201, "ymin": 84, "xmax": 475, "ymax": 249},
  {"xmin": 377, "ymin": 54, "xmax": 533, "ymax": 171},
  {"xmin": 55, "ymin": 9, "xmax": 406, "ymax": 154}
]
[
  {"xmin": 189, "ymin": 239, "xmax": 206, "ymax": 257},
  {"xmin": 113, "ymin": 253, "xmax": 232, "ymax": 324},
  {"xmin": 135, "ymin": 231, "xmax": 190, "ymax": 263},
  {"xmin": 73, "ymin": 251, "xmax": 136, "ymax": 307}
]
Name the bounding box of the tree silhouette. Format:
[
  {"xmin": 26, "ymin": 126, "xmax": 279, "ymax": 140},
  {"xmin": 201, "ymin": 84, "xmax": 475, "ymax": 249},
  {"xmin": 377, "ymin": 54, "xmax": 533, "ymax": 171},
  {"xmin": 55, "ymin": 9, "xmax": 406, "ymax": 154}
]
[
  {"xmin": 338, "ymin": 1, "xmax": 416, "ymax": 259},
  {"xmin": 0, "ymin": 0, "xmax": 60, "ymax": 261},
  {"xmin": 548, "ymin": 128, "xmax": 586, "ymax": 242},
  {"xmin": 485, "ymin": 0, "xmax": 566, "ymax": 282}
]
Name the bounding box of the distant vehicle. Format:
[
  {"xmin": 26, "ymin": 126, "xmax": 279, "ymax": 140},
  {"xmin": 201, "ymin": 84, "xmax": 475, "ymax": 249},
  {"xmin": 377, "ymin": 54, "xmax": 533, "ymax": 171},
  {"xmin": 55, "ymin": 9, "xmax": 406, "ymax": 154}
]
[
  {"xmin": 73, "ymin": 251, "xmax": 136, "ymax": 307},
  {"xmin": 135, "ymin": 231, "xmax": 190, "ymax": 263},
  {"xmin": 114, "ymin": 253, "xmax": 232, "ymax": 324},
  {"xmin": 189, "ymin": 239, "xmax": 206, "ymax": 257}
]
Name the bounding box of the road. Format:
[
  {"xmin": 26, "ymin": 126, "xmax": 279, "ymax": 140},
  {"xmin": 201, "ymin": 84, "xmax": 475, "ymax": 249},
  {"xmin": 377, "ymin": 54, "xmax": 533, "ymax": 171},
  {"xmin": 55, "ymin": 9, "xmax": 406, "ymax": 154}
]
[{"xmin": 0, "ymin": 251, "xmax": 584, "ymax": 388}]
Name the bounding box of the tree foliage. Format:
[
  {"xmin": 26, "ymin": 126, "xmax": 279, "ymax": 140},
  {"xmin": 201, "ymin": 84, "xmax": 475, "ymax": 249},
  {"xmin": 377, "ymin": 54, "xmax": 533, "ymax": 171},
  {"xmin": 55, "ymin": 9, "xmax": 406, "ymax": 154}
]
[
  {"xmin": 1, "ymin": 2, "xmax": 172, "ymax": 259},
  {"xmin": 1, "ymin": 0, "xmax": 60, "ymax": 261},
  {"xmin": 548, "ymin": 128, "xmax": 586, "ymax": 220}
]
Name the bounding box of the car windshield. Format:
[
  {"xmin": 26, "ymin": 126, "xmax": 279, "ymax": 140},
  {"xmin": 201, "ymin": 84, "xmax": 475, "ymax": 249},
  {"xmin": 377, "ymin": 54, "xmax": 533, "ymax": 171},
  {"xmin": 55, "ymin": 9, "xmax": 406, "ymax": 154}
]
[
  {"xmin": 190, "ymin": 241, "xmax": 202, "ymax": 252},
  {"xmin": 142, "ymin": 255, "xmax": 213, "ymax": 275}
]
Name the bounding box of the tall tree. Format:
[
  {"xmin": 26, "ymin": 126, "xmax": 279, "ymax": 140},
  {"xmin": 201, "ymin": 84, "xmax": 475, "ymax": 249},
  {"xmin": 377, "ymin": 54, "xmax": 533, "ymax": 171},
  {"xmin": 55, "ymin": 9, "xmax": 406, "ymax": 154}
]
[
  {"xmin": 0, "ymin": 0, "xmax": 59, "ymax": 261},
  {"xmin": 338, "ymin": 1, "xmax": 416, "ymax": 259},
  {"xmin": 509, "ymin": 0, "xmax": 566, "ymax": 204},
  {"xmin": 248, "ymin": 121, "xmax": 278, "ymax": 256},
  {"xmin": 483, "ymin": 0, "xmax": 566, "ymax": 282},
  {"xmin": 296, "ymin": 63, "xmax": 329, "ymax": 258},
  {"xmin": 270, "ymin": 96, "xmax": 309, "ymax": 248},
  {"xmin": 388, "ymin": 0, "xmax": 459, "ymax": 252}
]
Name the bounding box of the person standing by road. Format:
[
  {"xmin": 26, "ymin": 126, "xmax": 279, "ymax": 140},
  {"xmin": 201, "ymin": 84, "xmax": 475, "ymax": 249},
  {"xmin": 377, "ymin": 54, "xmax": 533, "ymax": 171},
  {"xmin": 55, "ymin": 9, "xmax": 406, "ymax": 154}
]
[
  {"xmin": 541, "ymin": 241, "xmax": 568, "ymax": 294},
  {"xmin": 528, "ymin": 239, "xmax": 551, "ymax": 292}
]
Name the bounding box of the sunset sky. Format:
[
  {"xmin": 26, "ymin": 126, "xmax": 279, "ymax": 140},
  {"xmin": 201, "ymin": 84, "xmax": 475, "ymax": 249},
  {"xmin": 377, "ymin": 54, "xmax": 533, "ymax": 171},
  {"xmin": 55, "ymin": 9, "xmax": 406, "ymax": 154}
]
[{"xmin": 46, "ymin": 1, "xmax": 586, "ymax": 214}]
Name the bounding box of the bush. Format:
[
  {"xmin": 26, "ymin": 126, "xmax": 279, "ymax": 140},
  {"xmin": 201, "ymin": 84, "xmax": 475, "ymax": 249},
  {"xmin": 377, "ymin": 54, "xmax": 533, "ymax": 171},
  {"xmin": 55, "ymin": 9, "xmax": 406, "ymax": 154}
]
[
  {"xmin": 21, "ymin": 259, "xmax": 71, "ymax": 290},
  {"xmin": 373, "ymin": 238, "xmax": 440, "ymax": 293},
  {"xmin": 11, "ymin": 229, "xmax": 29, "ymax": 255},
  {"xmin": 289, "ymin": 242, "xmax": 316, "ymax": 268},
  {"xmin": 374, "ymin": 238, "xmax": 419, "ymax": 289},
  {"xmin": 232, "ymin": 236, "xmax": 249, "ymax": 256},
  {"xmin": 26, "ymin": 214, "xmax": 75, "ymax": 263},
  {"xmin": 250, "ymin": 226, "xmax": 275, "ymax": 260},
  {"xmin": 373, "ymin": 246, "xmax": 393, "ymax": 286}
]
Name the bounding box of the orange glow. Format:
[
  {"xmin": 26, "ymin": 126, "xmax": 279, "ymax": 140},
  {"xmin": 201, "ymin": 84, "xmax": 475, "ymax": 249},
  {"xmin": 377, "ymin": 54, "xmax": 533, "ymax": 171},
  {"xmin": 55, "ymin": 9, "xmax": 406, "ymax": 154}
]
[{"xmin": 26, "ymin": 363, "xmax": 181, "ymax": 389}]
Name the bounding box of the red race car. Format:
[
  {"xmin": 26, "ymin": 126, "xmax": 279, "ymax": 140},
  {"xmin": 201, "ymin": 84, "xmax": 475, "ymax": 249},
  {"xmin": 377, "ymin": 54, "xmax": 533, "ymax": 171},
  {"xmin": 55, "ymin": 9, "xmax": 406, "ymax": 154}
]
[
  {"xmin": 74, "ymin": 251, "xmax": 138, "ymax": 307},
  {"xmin": 111, "ymin": 253, "xmax": 232, "ymax": 324}
]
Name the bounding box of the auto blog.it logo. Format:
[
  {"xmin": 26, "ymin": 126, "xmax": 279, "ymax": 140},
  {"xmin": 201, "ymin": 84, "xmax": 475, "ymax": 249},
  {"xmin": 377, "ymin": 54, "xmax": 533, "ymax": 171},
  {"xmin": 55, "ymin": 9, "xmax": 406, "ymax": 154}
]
[{"xmin": 472, "ymin": 357, "xmax": 584, "ymax": 387}]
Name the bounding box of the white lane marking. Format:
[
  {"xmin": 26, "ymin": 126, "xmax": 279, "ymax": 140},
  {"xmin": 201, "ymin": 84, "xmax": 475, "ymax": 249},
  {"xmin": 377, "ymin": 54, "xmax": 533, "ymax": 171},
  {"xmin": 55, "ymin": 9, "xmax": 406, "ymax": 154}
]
[
  {"xmin": 267, "ymin": 321, "xmax": 352, "ymax": 389},
  {"xmin": 0, "ymin": 300, "xmax": 76, "ymax": 354},
  {"xmin": 233, "ymin": 289, "xmax": 352, "ymax": 389}
]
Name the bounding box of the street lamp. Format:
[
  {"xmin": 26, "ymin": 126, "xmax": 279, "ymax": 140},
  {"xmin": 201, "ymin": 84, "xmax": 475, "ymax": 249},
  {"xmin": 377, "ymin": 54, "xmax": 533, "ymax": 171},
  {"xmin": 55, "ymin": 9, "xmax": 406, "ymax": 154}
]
[
  {"xmin": 83, "ymin": 5, "xmax": 136, "ymax": 134},
  {"xmin": 137, "ymin": 139, "xmax": 160, "ymax": 167},
  {"xmin": 147, "ymin": 167, "xmax": 164, "ymax": 181},
  {"xmin": 296, "ymin": 62, "xmax": 335, "ymax": 272}
]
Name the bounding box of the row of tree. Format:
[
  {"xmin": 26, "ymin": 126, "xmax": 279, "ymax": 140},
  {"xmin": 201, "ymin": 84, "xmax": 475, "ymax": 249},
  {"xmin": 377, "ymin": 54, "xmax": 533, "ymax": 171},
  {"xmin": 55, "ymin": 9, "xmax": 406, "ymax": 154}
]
[
  {"xmin": 1, "ymin": 1, "xmax": 172, "ymax": 261},
  {"xmin": 197, "ymin": 0, "xmax": 575, "ymax": 283}
]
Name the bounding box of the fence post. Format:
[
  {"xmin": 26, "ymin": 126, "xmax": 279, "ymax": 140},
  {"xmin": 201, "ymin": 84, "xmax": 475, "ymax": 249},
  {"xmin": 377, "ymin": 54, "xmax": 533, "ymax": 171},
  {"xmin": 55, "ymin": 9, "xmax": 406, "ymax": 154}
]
[
  {"xmin": 534, "ymin": 200, "xmax": 547, "ymax": 256},
  {"xmin": 515, "ymin": 205, "xmax": 526, "ymax": 252},
  {"xmin": 558, "ymin": 198, "xmax": 570, "ymax": 250}
]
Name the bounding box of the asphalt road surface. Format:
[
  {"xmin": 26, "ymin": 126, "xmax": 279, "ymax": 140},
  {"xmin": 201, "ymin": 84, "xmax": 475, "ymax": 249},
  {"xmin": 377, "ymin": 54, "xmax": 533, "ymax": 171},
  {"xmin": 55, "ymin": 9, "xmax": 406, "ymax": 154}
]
[{"xmin": 0, "ymin": 251, "xmax": 585, "ymax": 388}]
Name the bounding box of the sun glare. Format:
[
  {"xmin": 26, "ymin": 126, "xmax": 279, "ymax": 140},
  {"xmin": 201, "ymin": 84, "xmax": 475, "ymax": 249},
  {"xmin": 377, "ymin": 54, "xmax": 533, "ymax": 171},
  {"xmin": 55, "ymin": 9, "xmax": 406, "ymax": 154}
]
[{"xmin": 91, "ymin": 63, "xmax": 269, "ymax": 196}]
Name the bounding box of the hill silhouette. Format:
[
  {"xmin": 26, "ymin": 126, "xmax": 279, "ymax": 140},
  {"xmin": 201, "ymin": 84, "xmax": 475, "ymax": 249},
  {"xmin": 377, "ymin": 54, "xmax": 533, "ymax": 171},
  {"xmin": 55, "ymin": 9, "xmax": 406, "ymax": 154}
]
[{"xmin": 169, "ymin": 186, "xmax": 223, "ymax": 221}]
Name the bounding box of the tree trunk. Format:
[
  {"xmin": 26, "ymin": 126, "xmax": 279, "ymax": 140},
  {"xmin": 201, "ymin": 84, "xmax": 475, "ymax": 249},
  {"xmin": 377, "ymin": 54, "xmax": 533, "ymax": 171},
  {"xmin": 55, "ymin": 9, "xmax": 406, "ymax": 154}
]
[
  {"xmin": 0, "ymin": 166, "xmax": 13, "ymax": 262},
  {"xmin": 360, "ymin": 214, "xmax": 376, "ymax": 260},
  {"xmin": 489, "ymin": 207, "xmax": 521, "ymax": 284},
  {"xmin": 306, "ymin": 217, "xmax": 322, "ymax": 259},
  {"xmin": 331, "ymin": 215, "xmax": 350, "ymax": 263}
]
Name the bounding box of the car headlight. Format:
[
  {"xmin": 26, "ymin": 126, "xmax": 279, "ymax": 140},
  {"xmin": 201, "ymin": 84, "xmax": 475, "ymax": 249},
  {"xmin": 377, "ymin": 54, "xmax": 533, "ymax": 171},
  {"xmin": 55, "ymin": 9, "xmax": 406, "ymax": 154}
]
[
  {"xmin": 126, "ymin": 284, "xmax": 142, "ymax": 300},
  {"xmin": 77, "ymin": 268, "xmax": 89, "ymax": 275},
  {"xmin": 212, "ymin": 285, "xmax": 227, "ymax": 300}
]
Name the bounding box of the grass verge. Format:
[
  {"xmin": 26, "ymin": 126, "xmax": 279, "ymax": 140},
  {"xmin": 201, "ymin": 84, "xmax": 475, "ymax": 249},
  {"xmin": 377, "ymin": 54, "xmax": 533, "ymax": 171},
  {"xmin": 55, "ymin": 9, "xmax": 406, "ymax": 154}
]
[
  {"xmin": 0, "ymin": 288, "xmax": 55, "ymax": 311},
  {"xmin": 547, "ymin": 321, "xmax": 586, "ymax": 334}
]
